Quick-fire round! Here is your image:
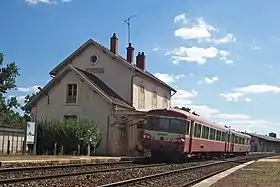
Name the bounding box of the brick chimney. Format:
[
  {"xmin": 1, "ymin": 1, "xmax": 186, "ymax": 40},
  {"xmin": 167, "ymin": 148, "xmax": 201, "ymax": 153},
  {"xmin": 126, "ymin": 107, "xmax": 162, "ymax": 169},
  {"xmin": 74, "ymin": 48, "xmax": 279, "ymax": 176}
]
[
  {"xmin": 110, "ymin": 33, "xmax": 118, "ymax": 54},
  {"xmin": 136, "ymin": 52, "xmax": 146, "ymax": 71},
  {"xmin": 126, "ymin": 43, "xmax": 134, "ymax": 64}
]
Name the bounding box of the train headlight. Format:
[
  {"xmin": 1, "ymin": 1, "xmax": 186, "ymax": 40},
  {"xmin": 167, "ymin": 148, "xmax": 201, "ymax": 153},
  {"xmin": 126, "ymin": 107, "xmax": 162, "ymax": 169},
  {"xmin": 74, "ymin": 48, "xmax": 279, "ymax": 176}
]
[{"xmin": 143, "ymin": 133, "xmax": 151, "ymax": 140}]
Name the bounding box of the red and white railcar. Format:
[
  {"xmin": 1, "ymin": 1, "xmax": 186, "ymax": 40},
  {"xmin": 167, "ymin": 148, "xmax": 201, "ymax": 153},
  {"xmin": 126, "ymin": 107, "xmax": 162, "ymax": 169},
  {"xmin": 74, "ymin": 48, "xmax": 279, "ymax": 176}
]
[{"xmin": 141, "ymin": 108, "xmax": 251, "ymax": 161}]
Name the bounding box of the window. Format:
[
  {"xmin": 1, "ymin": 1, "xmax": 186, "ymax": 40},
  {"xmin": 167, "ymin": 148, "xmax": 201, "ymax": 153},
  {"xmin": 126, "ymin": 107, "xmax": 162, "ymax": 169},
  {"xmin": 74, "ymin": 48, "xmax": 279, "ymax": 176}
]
[
  {"xmin": 194, "ymin": 123, "xmax": 202, "ymax": 138},
  {"xmin": 138, "ymin": 86, "xmax": 145, "ymax": 109},
  {"xmin": 221, "ymin": 132, "xmax": 226, "ymax": 142},
  {"xmin": 146, "ymin": 116, "xmax": 186, "ymax": 134},
  {"xmin": 163, "ymin": 97, "xmax": 168, "ymax": 108},
  {"xmin": 169, "ymin": 118, "xmax": 186, "ymax": 133},
  {"xmin": 66, "ymin": 84, "xmax": 78, "ymax": 103},
  {"xmin": 202, "ymin": 126, "xmax": 210, "ymax": 139},
  {"xmin": 209, "ymin": 128, "xmax": 216, "ymax": 140},
  {"xmin": 216, "ymin": 131, "xmax": 222, "ymax": 141},
  {"xmin": 152, "ymin": 92, "xmax": 157, "ymax": 109},
  {"xmin": 234, "ymin": 136, "xmax": 239, "ymax": 144},
  {"xmin": 64, "ymin": 115, "xmax": 78, "ymax": 121}
]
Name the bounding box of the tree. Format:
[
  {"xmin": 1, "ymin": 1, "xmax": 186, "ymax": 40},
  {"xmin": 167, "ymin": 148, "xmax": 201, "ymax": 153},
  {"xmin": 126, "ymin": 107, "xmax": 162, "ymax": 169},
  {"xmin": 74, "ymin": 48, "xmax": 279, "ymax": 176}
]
[
  {"xmin": 0, "ymin": 53, "xmax": 23, "ymax": 128},
  {"xmin": 21, "ymin": 93, "xmax": 36, "ymax": 121}
]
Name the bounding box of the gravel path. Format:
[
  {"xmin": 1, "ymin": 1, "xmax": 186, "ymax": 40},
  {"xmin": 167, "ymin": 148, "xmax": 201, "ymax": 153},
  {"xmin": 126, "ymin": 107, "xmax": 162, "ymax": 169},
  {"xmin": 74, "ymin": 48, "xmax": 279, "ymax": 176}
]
[{"xmin": 2, "ymin": 160, "xmax": 217, "ymax": 187}]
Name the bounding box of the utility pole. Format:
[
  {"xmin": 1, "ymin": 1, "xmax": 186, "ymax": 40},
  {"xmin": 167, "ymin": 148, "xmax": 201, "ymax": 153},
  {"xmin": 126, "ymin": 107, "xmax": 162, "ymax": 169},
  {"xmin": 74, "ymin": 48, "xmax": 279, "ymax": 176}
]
[{"xmin": 124, "ymin": 14, "xmax": 136, "ymax": 45}]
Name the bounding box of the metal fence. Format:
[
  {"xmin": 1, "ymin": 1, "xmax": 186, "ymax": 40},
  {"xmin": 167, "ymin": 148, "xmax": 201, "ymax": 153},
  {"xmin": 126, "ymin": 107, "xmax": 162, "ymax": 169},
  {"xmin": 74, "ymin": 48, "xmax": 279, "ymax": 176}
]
[{"xmin": 0, "ymin": 128, "xmax": 25, "ymax": 154}]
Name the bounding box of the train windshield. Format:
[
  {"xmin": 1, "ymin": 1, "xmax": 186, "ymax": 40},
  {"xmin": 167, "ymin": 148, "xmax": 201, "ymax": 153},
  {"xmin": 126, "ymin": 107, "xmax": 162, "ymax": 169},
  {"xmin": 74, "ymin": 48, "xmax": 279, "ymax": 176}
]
[{"xmin": 146, "ymin": 116, "xmax": 186, "ymax": 134}]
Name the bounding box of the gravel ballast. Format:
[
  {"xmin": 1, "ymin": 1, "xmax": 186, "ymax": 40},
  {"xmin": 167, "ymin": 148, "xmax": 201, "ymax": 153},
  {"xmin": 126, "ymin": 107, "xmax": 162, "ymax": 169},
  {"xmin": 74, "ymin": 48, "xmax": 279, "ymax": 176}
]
[{"xmin": 2, "ymin": 160, "xmax": 217, "ymax": 187}]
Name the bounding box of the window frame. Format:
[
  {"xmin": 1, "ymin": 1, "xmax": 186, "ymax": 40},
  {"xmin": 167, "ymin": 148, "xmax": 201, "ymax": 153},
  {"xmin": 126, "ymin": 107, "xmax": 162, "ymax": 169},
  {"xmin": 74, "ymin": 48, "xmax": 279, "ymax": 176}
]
[
  {"xmin": 152, "ymin": 91, "xmax": 157, "ymax": 109},
  {"xmin": 138, "ymin": 85, "xmax": 145, "ymax": 109},
  {"xmin": 66, "ymin": 83, "xmax": 78, "ymax": 104},
  {"xmin": 201, "ymin": 125, "xmax": 210, "ymax": 139},
  {"xmin": 163, "ymin": 97, "xmax": 168, "ymax": 108},
  {"xmin": 64, "ymin": 115, "xmax": 78, "ymax": 121}
]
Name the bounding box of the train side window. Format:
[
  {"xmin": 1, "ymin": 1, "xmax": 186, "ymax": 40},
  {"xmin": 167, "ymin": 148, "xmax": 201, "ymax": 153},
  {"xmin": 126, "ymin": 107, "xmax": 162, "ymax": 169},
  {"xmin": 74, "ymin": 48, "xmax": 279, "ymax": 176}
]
[
  {"xmin": 202, "ymin": 126, "xmax": 209, "ymax": 139},
  {"xmin": 234, "ymin": 136, "xmax": 239, "ymax": 144},
  {"xmin": 221, "ymin": 132, "xmax": 226, "ymax": 141},
  {"xmin": 209, "ymin": 128, "xmax": 216, "ymax": 140},
  {"xmin": 242, "ymin": 138, "xmax": 245, "ymax": 145},
  {"xmin": 216, "ymin": 130, "xmax": 222, "ymax": 141},
  {"xmin": 194, "ymin": 123, "xmax": 202, "ymax": 138}
]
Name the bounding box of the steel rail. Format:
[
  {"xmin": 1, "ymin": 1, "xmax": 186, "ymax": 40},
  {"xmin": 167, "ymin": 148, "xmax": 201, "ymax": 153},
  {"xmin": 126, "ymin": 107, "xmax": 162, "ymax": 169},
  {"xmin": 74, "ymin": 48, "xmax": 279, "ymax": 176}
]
[
  {"xmin": 0, "ymin": 160, "xmax": 134, "ymax": 173},
  {"xmin": 98, "ymin": 154, "xmax": 273, "ymax": 187},
  {"xmin": 0, "ymin": 163, "xmax": 167, "ymax": 185},
  {"xmin": 98, "ymin": 161, "xmax": 229, "ymax": 187}
]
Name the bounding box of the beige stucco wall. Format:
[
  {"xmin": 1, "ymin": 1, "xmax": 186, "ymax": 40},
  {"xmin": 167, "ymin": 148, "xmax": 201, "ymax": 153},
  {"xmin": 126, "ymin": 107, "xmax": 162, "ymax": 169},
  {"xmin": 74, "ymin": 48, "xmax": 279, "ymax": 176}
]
[
  {"xmin": 57, "ymin": 44, "xmax": 172, "ymax": 110},
  {"xmin": 31, "ymin": 70, "xmax": 113, "ymax": 155}
]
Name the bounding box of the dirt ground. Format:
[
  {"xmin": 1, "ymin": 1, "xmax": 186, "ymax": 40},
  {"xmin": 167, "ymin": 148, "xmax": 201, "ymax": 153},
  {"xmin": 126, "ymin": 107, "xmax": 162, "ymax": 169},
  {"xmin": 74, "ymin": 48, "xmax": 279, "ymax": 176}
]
[{"xmin": 211, "ymin": 161, "xmax": 280, "ymax": 187}]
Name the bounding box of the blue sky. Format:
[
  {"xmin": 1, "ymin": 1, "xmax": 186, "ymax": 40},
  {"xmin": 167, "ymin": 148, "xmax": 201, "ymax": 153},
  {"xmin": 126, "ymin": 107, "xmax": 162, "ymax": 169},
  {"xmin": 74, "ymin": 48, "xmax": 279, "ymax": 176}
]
[{"xmin": 2, "ymin": 0, "xmax": 280, "ymax": 135}]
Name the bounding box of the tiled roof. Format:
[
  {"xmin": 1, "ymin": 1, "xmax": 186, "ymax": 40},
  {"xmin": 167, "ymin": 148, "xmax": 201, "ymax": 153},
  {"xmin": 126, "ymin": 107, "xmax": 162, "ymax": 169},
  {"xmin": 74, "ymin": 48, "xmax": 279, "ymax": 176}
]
[
  {"xmin": 247, "ymin": 132, "xmax": 280, "ymax": 143},
  {"xmin": 74, "ymin": 67, "xmax": 133, "ymax": 109}
]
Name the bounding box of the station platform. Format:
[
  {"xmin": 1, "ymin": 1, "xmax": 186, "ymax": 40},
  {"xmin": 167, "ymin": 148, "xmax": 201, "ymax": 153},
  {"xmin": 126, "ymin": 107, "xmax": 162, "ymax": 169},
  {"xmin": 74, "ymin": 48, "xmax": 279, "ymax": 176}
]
[
  {"xmin": 0, "ymin": 155, "xmax": 146, "ymax": 167},
  {"xmin": 193, "ymin": 156, "xmax": 280, "ymax": 187}
]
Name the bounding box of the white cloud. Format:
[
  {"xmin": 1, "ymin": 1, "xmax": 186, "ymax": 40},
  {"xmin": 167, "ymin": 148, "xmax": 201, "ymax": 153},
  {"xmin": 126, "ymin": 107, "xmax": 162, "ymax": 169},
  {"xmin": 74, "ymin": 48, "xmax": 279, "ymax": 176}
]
[
  {"xmin": 25, "ymin": 0, "xmax": 70, "ymax": 4},
  {"xmin": 174, "ymin": 17, "xmax": 216, "ymax": 40},
  {"xmin": 212, "ymin": 33, "xmax": 236, "ymax": 44},
  {"xmin": 154, "ymin": 73, "xmax": 185, "ymax": 84},
  {"xmin": 203, "ymin": 76, "xmax": 219, "ymax": 84},
  {"xmin": 220, "ymin": 84, "xmax": 280, "ymax": 102},
  {"xmin": 17, "ymin": 85, "xmax": 40, "ymax": 93},
  {"xmin": 171, "ymin": 88, "xmax": 279, "ymax": 134},
  {"xmin": 212, "ymin": 113, "xmax": 250, "ymax": 120},
  {"xmin": 235, "ymin": 84, "xmax": 280, "ymax": 94},
  {"xmin": 25, "ymin": 0, "xmax": 57, "ymax": 4},
  {"xmin": 167, "ymin": 46, "xmax": 219, "ymax": 64},
  {"xmin": 172, "ymin": 90, "xmax": 198, "ymax": 107},
  {"xmin": 152, "ymin": 44, "xmax": 160, "ymax": 52},
  {"xmin": 220, "ymin": 92, "xmax": 244, "ymax": 102},
  {"xmin": 174, "ymin": 13, "xmax": 188, "ymax": 24}
]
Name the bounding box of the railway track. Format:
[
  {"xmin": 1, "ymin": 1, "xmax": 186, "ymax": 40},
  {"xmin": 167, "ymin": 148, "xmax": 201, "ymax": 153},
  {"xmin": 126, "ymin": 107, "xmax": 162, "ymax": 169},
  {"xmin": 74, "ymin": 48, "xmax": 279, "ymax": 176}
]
[
  {"xmin": 1, "ymin": 153, "xmax": 275, "ymax": 187},
  {"xmin": 0, "ymin": 160, "xmax": 166, "ymax": 185},
  {"xmin": 99, "ymin": 154, "xmax": 274, "ymax": 187}
]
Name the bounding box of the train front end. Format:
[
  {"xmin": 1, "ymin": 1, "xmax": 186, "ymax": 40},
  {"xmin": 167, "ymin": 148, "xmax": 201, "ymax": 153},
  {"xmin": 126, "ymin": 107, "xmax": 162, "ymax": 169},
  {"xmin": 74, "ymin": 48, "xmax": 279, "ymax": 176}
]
[{"xmin": 141, "ymin": 111, "xmax": 187, "ymax": 161}]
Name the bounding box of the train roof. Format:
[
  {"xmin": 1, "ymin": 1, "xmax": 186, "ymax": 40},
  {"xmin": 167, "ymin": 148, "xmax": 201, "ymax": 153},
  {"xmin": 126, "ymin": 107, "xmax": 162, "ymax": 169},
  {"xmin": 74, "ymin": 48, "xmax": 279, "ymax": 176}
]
[
  {"xmin": 149, "ymin": 108, "xmax": 228, "ymax": 132},
  {"xmin": 231, "ymin": 130, "xmax": 251, "ymax": 139},
  {"xmin": 148, "ymin": 108, "xmax": 252, "ymax": 139}
]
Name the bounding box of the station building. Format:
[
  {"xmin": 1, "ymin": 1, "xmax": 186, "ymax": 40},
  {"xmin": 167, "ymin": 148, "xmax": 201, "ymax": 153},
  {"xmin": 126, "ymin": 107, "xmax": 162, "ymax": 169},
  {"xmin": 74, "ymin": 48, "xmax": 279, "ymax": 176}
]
[
  {"xmin": 24, "ymin": 33, "xmax": 176, "ymax": 156},
  {"xmin": 247, "ymin": 132, "xmax": 280, "ymax": 153}
]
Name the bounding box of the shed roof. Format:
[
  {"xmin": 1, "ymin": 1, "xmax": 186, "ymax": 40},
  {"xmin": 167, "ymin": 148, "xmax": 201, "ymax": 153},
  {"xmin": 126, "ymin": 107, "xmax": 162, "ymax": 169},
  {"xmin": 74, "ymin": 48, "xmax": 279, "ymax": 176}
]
[{"xmin": 247, "ymin": 132, "xmax": 280, "ymax": 143}]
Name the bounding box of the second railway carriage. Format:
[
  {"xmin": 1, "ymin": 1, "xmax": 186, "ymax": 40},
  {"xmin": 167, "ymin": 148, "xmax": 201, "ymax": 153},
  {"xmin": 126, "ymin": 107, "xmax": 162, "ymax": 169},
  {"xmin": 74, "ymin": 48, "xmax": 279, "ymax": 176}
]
[{"xmin": 141, "ymin": 108, "xmax": 251, "ymax": 161}]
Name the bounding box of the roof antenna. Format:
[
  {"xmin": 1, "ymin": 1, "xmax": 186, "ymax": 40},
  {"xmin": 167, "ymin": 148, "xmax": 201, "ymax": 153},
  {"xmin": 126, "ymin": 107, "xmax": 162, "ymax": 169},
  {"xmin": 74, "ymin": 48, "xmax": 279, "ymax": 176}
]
[{"xmin": 124, "ymin": 14, "xmax": 136, "ymax": 45}]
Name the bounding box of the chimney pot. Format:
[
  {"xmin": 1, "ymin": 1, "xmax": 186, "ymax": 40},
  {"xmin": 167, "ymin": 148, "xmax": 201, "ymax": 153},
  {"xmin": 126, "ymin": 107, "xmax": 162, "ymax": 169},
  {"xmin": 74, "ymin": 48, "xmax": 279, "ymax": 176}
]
[
  {"xmin": 136, "ymin": 51, "xmax": 146, "ymax": 71},
  {"xmin": 110, "ymin": 33, "xmax": 118, "ymax": 54},
  {"xmin": 126, "ymin": 43, "xmax": 135, "ymax": 64}
]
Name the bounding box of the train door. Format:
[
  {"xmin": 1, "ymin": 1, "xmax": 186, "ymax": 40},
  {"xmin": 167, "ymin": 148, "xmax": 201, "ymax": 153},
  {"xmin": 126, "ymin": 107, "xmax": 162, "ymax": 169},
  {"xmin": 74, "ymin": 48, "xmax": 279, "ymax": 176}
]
[
  {"xmin": 224, "ymin": 132, "xmax": 228, "ymax": 153},
  {"xmin": 188, "ymin": 120, "xmax": 194, "ymax": 154},
  {"xmin": 230, "ymin": 133, "xmax": 235, "ymax": 153}
]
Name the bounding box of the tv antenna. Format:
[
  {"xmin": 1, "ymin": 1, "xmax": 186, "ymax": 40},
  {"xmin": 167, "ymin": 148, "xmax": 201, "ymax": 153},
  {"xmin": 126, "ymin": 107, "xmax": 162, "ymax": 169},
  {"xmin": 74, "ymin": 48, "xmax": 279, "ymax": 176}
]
[{"xmin": 124, "ymin": 14, "xmax": 136, "ymax": 45}]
